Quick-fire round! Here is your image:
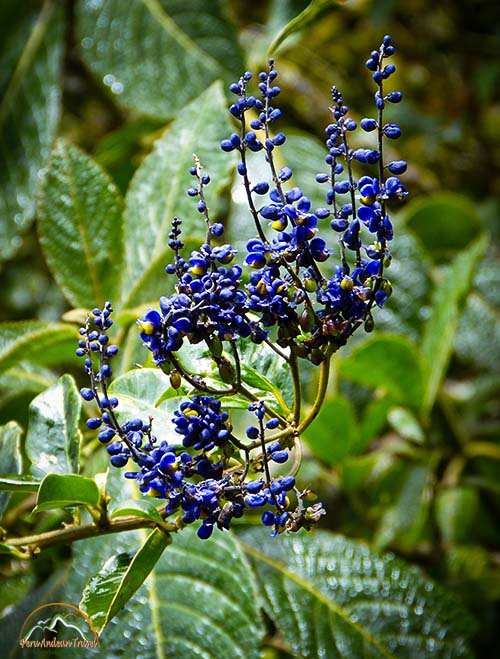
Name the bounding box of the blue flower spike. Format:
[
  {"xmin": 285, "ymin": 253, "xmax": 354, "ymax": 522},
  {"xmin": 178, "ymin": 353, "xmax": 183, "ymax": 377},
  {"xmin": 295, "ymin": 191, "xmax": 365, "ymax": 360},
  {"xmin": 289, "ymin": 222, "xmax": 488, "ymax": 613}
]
[{"xmin": 79, "ymin": 37, "xmax": 405, "ymax": 540}]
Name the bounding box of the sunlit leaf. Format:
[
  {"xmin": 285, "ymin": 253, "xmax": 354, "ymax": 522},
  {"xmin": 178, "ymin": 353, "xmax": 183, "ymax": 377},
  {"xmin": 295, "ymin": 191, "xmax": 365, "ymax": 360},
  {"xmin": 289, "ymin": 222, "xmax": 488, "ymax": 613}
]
[
  {"xmin": 25, "ymin": 374, "xmax": 82, "ymax": 478},
  {"xmin": 121, "ymin": 82, "xmax": 235, "ymax": 309},
  {"xmin": 38, "ymin": 140, "xmax": 123, "ymax": 309},
  {"xmin": 267, "ymin": 0, "xmax": 340, "ymax": 55},
  {"xmin": 435, "ymin": 487, "xmax": 480, "ymax": 545},
  {"xmin": 387, "ymin": 407, "xmax": 425, "ymax": 444},
  {"xmin": 0, "ymin": 362, "xmax": 57, "ymax": 398},
  {"xmin": 108, "ymin": 368, "xmax": 183, "ymax": 444},
  {"xmin": 238, "ymin": 339, "xmax": 294, "ymax": 411},
  {"xmin": 404, "ymin": 193, "xmax": 483, "ymax": 260},
  {"xmin": 0, "ymin": 476, "xmax": 40, "ymax": 494},
  {"xmin": 110, "ymin": 499, "xmax": 164, "ymax": 525},
  {"xmin": 77, "ymin": 0, "xmax": 243, "ymax": 119},
  {"xmin": 305, "ymin": 396, "xmax": 361, "ymax": 463}
]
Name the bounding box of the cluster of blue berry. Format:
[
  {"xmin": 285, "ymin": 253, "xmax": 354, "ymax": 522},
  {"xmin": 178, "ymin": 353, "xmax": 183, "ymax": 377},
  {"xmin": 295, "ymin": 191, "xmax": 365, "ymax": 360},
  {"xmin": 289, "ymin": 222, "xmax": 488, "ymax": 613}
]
[
  {"xmin": 79, "ymin": 37, "xmax": 405, "ymax": 540},
  {"xmin": 77, "ymin": 308, "xmax": 324, "ymax": 538}
]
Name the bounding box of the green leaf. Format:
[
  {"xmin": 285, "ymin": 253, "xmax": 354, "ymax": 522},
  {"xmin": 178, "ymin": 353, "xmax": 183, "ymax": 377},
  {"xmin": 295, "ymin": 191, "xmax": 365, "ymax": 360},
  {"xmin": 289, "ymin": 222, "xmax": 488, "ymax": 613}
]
[
  {"xmin": 34, "ymin": 473, "xmax": 100, "ymax": 512},
  {"xmin": 341, "ymin": 453, "xmax": 396, "ymax": 496},
  {"xmin": 0, "ymin": 421, "xmax": 22, "ymax": 515},
  {"xmin": 121, "ymin": 82, "xmax": 235, "ymax": 309},
  {"xmin": 375, "ymin": 231, "xmax": 433, "ymax": 340},
  {"xmin": 339, "ymin": 334, "xmax": 425, "ymax": 411},
  {"xmin": 110, "ymin": 499, "xmax": 164, "ymax": 524},
  {"xmin": 421, "ymin": 236, "xmax": 487, "ymax": 415},
  {"xmin": 387, "ymin": 407, "xmax": 425, "ymax": 444},
  {"xmin": 38, "ymin": 140, "xmax": 123, "ymax": 309},
  {"xmin": 0, "ymin": 321, "xmax": 78, "ymax": 376},
  {"xmin": 238, "ymin": 339, "xmax": 294, "ymax": 411},
  {"xmin": 0, "ymin": 476, "xmax": 40, "ymax": 493},
  {"xmin": 109, "ymin": 368, "xmax": 182, "ymax": 444},
  {"xmin": 374, "ymin": 462, "xmax": 433, "ymax": 551},
  {"xmin": 360, "ymin": 397, "xmax": 392, "ymax": 445},
  {"xmin": 64, "ymin": 525, "xmax": 264, "ymax": 658},
  {"xmin": 404, "ymin": 193, "xmax": 483, "ymax": 260},
  {"xmin": 305, "ymin": 396, "xmax": 361, "ymax": 463},
  {"xmin": 0, "ymin": 1, "xmax": 64, "ymax": 261},
  {"xmin": 25, "ymin": 374, "xmax": 82, "ymax": 478},
  {"xmin": 281, "ymin": 130, "xmax": 331, "ymax": 209},
  {"xmin": 267, "ymin": 0, "xmax": 339, "ymax": 55},
  {"xmin": 0, "ymin": 572, "xmax": 34, "ymax": 617},
  {"xmin": 0, "ymin": 362, "xmax": 57, "ymax": 397},
  {"xmin": 435, "ymin": 487, "xmax": 480, "ymax": 545},
  {"xmin": 80, "ymin": 528, "xmax": 170, "ymax": 634},
  {"xmin": 77, "ymin": 0, "xmax": 243, "ymax": 120},
  {"xmin": 455, "ymin": 292, "xmax": 500, "ymax": 372},
  {"xmin": 242, "ymin": 528, "xmax": 474, "ymax": 659}
]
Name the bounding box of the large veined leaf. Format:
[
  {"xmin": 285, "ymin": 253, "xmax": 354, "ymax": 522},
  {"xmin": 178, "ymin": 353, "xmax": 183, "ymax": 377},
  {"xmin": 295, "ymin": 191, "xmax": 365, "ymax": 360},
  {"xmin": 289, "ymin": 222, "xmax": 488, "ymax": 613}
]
[
  {"xmin": 242, "ymin": 528, "xmax": 475, "ymax": 659},
  {"xmin": 38, "ymin": 140, "xmax": 123, "ymax": 309},
  {"xmin": 281, "ymin": 130, "xmax": 329, "ymax": 209},
  {"xmin": 121, "ymin": 82, "xmax": 235, "ymax": 309},
  {"xmin": 25, "ymin": 374, "xmax": 82, "ymax": 478},
  {"xmin": 455, "ymin": 255, "xmax": 500, "ymax": 371},
  {"xmin": 64, "ymin": 524, "xmax": 264, "ymax": 658},
  {"xmin": 421, "ymin": 236, "xmax": 486, "ymax": 416},
  {"xmin": 77, "ymin": 0, "xmax": 244, "ymax": 120},
  {"xmin": 0, "ymin": 321, "xmax": 78, "ymax": 377},
  {"xmin": 375, "ymin": 231, "xmax": 433, "ymax": 340},
  {"xmin": 0, "ymin": 0, "xmax": 64, "ymax": 261}
]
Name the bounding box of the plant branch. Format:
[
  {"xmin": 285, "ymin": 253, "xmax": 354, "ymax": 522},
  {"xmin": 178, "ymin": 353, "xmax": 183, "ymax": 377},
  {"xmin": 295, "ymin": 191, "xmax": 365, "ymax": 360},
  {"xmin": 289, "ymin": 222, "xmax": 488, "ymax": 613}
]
[{"xmin": 5, "ymin": 514, "xmax": 177, "ymax": 554}]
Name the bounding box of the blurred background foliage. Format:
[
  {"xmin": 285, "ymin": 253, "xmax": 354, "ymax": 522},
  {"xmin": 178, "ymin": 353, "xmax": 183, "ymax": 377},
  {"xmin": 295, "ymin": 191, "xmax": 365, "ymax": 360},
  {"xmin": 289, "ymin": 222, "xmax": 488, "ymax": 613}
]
[{"xmin": 0, "ymin": 0, "xmax": 499, "ymax": 656}]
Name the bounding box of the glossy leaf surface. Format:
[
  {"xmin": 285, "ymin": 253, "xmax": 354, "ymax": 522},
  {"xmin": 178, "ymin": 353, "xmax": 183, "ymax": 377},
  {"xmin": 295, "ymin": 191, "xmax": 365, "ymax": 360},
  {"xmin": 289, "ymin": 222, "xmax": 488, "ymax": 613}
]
[
  {"xmin": 77, "ymin": 0, "xmax": 243, "ymax": 119},
  {"xmin": 25, "ymin": 375, "xmax": 82, "ymax": 478},
  {"xmin": 65, "ymin": 524, "xmax": 264, "ymax": 658},
  {"xmin": 34, "ymin": 473, "xmax": 101, "ymax": 512},
  {"xmin": 242, "ymin": 528, "xmax": 474, "ymax": 659},
  {"xmin": 80, "ymin": 528, "xmax": 170, "ymax": 634}
]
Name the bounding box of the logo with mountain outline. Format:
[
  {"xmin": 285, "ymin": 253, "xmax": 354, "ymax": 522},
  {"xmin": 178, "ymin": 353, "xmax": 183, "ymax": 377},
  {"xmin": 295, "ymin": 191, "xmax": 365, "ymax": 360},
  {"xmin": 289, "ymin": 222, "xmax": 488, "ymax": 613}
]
[{"xmin": 19, "ymin": 603, "xmax": 99, "ymax": 650}]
